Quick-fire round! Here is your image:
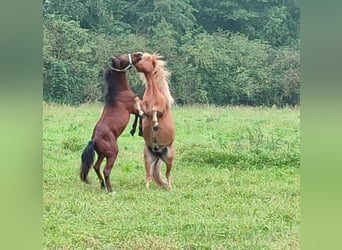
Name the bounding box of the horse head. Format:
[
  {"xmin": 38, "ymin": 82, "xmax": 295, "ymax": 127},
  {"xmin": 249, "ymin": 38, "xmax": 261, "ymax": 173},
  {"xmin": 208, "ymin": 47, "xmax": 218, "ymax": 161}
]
[
  {"xmin": 133, "ymin": 52, "xmax": 174, "ymax": 106},
  {"xmin": 133, "ymin": 52, "xmax": 160, "ymax": 73},
  {"xmin": 109, "ymin": 52, "xmax": 144, "ymax": 72}
]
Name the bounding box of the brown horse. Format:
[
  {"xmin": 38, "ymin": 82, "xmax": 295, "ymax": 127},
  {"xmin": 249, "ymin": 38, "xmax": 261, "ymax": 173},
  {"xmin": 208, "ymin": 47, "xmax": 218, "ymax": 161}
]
[
  {"xmin": 134, "ymin": 52, "xmax": 175, "ymax": 190},
  {"xmin": 80, "ymin": 52, "xmax": 143, "ymax": 193}
]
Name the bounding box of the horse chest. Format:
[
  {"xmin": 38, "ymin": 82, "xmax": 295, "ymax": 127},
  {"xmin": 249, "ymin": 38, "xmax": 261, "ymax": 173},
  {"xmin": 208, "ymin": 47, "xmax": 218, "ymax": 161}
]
[{"xmin": 142, "ymin": 99, "xmax": 165, "ymax": 113}]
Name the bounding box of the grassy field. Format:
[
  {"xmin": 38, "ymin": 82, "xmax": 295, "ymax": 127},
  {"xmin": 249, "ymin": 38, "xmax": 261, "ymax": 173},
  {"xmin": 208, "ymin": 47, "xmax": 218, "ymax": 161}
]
[{"xmin": 43, "ymin": 103, "xmax": 300, "ymax": 249}]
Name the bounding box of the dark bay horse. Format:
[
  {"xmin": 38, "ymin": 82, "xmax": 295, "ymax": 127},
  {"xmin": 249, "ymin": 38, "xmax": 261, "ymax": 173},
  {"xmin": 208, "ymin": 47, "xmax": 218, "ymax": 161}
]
[
  {"xmin": 80, "ymin": 52, "xmax": 143, "ymax": 193},
  {"xmin": 134, "ymin": 52, "xmax": 175, "ymax": 190}
]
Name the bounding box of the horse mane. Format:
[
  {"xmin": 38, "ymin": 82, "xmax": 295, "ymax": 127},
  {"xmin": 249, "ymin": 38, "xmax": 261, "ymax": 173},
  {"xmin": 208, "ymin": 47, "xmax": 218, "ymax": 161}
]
[
  {"xmin": 139, "ymin": 53, "xmax": 174, "ymax": 106},
  {"xmin": 104, "ymin": 69, "xmax": 117, "ymax": 105}
]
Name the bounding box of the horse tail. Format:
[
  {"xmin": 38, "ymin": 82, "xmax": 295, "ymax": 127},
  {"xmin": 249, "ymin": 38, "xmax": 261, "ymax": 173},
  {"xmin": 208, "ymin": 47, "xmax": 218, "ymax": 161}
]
[
  {"xmin": 80, "ymin": 140, "xmax": 95, "ymax": 183},
  {"xmin": 152, "ymin": 158, "xmax": 168, "ymax": 187}
]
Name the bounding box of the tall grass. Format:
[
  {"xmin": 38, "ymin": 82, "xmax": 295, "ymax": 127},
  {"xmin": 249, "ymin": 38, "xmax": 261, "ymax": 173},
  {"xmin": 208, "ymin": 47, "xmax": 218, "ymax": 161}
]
[{"xmin": 43, "ymin": 103, "xmax": 300, "ymax": 249}]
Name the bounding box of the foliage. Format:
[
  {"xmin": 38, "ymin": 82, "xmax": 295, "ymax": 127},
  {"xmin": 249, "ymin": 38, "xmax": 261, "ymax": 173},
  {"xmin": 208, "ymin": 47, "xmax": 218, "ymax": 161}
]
[
  {"xmin": 269, "ymin": 48, "xmax": 300, "ymax": 106},
  {"xmin": 43, "ymin": 14, "xmax": 100, "ymax": 104},
  {"xmin": 43, "ymin": 0, "xmax": 300, "ymax": 106},
  {"xmin": 190, "ymin": 0, "xmax": 300, "ymax": 47},
  {"xmin": 122, "ymin": 0, "xmax": 197, "ymax": 35},
  {"xmin": 181, "ymin": 31, "xmax": 271, "ymax": 105},
  {"xmin": 43, "ymin": 104, "xmax": 299, "ymax": 249}
]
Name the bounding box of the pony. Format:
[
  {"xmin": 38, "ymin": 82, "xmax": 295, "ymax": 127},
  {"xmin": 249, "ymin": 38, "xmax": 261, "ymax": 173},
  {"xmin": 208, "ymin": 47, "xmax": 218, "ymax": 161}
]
[
  {"xmin": 134, "ymin": 52, "xmax": 175, "ymax": 190},
  {"xmin": 80, "ymin": 52, "xmax": 143, "ymax": 193}
]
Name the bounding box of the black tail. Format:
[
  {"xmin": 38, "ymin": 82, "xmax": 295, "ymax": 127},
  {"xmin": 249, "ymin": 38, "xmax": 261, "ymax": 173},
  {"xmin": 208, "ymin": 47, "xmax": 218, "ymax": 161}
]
[{"xmin": 80, "ymin": 141, "xmax": 95, "ymax": 183}]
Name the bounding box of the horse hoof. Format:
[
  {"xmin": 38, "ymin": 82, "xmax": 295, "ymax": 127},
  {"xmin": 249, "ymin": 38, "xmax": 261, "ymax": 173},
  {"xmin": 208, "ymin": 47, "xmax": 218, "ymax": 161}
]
[{"xmin": 107, "ymin": 189, "xmax": 116, "ymax": 195}]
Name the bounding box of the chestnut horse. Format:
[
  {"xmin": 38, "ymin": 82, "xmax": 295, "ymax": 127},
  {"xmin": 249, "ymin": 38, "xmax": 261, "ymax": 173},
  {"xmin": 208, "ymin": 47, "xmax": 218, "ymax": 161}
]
[
  {"xmin": 80, "ymin": 52, "xmax": 143, "ymax": 193},
  {"xmin": 134, "ymin": 52, "xmax": 175, "ymax": 190}
]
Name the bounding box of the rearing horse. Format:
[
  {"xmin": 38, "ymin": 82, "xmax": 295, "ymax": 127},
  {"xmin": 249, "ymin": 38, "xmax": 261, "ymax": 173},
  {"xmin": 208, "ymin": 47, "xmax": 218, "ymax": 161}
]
[
  {"xmin": 134, "ymin": 52, "xmax": 175, "ymax": 190},
  {"xmin": 80, "ymin": 52, "xmax": 143, "ymax": 193}
]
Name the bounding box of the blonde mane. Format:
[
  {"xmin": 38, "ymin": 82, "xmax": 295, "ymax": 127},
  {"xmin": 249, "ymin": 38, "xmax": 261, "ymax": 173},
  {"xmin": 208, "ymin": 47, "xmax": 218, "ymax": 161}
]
[{"xmin": 139, "ymin": 53, "xmax": 174, "ymax": 106}]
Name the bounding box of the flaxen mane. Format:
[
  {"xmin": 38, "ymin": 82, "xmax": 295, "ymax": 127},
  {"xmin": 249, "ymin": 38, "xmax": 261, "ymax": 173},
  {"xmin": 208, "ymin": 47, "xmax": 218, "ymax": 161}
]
[{"xmin": 139, "ymin": 53, "xmax": 174, "ymax": 106}]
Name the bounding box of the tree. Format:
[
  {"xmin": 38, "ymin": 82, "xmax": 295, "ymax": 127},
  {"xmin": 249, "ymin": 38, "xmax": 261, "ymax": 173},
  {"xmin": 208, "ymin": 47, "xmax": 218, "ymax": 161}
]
[
  {"xmin": 268, "ymin": 48, "xmax": 300, "ymax": 106},
  {"xmin": 43, "ymin": 14, "xmax": 99, "ymax": 104},
  {"xmin": 42, "ymin": 0, "xmax": 300, "ymax": 106},
  {"xmin": 122, "ymin": 0, "xmax": 197, "ymax": 36},
  {"xmin": 190, "ymin": 0, "xmax": 299, "ymax": 47}
]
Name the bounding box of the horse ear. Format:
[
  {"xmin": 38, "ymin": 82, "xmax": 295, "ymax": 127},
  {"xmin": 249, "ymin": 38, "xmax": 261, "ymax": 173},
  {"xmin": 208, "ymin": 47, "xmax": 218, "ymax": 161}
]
[{"xmin": 152, "ymin": 59, "xmax": 157, "ymax": 68}]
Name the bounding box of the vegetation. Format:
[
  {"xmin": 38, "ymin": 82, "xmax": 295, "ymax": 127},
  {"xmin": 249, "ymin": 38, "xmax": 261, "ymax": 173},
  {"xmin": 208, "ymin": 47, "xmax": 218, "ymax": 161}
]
[
  {"xmin": 43, "ymin": 0, "xmax": 300, "ymax": 106},
  {"xmin": 43, "ymin": 104, "xmax": 300, "ymax": 249}
]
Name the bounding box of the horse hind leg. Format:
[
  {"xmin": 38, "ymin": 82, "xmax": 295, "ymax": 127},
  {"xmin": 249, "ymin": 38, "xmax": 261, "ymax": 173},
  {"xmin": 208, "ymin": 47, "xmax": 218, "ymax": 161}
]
[
  {"xmin": 93, "ymin": 154, "xmax": 105, "ymax": 189},
  {"xmin": 146, "ymin": 163, "xmax": 153, "ymax": 189},
  {"xmin": 103, "ymin": 154, "xmax": 117, "ymax": 193},
  {"xmin": 165, "ymin": 162, "xmax": 173, "ymax": 190},
  {"xmin": 162, "ymin": 146, "xmax": 174, "ymax": 190},
  {"xmin": 145, "ymin": 158, "xmax": 154, "ymax": 189},
  {"xmin": 144, "ymin": 145, "xmax": 157, "ymax": 188}
]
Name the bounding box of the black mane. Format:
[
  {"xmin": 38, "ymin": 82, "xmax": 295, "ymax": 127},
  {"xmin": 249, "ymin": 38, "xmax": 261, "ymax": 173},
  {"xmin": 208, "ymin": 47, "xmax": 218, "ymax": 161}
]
[{"xmin": 104, "ymin": 69, "xmax": 117, "ymax": 105}]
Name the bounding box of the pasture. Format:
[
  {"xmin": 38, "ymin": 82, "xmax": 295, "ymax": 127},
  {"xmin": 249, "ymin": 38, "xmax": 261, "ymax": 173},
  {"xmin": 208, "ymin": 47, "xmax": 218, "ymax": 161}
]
[{"xmin": 43, "ymin": 103, "xmax": 300, "ymax": 249}]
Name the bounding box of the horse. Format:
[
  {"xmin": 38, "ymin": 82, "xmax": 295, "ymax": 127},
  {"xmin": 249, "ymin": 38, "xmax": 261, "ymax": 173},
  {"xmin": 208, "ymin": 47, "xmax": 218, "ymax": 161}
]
[
  {"xmin": 80, "ymin": 52, "xmax": 143, "ymax": 193},
  {"xmin": 133, "ymin": 52, "xmax": 175, "ymax": 190}
]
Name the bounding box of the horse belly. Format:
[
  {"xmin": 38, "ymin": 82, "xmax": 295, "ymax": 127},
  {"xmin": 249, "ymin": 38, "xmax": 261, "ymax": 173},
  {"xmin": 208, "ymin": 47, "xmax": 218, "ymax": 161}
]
[
  {"xmin": 143, "ymin": 123, "xmax": 174, "ymax": 146},
  {"xmin": 112, "ymin": 114, "xmax": 130, "ymax": 137}
]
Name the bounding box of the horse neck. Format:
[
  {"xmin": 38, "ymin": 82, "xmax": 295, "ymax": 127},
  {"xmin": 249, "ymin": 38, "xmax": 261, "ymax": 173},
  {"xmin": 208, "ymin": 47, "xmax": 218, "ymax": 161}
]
[
  {"xmin": 144, "ymin": 72, "xmax": 160, "ymax": 96},
  {"xmin": 113, "ymin": 72, "xmax": 130, "ymax": 92}
]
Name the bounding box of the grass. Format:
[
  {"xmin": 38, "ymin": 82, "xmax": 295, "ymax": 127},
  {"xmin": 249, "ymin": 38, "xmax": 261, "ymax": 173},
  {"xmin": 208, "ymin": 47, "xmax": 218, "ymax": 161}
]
[{"xmin": 43, "ymin": 103, "xmax": 300, "ymax": 249}]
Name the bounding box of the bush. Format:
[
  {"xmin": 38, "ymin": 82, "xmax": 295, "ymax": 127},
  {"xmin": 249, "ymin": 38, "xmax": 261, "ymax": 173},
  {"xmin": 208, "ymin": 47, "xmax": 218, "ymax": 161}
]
[
  {"xmin": 43, "ymin": 15, "xmax": 300, "ymax": 107},
  {"xmin": 43, "ymin": 14, "xmax": 100, "ymax": 104}
]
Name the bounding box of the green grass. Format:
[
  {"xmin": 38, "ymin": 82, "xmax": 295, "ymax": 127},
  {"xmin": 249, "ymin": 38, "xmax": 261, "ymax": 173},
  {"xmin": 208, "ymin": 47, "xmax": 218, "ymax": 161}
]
[{"xmin": 43, "ymin": 103, "xmax": 300, "ymax": 249}]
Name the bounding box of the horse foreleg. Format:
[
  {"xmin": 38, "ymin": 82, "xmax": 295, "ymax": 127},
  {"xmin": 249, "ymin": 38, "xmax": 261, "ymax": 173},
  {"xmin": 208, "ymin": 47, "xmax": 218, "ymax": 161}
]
[
  {"xmin": 133, "ymin": 96, "xmax": 144, "ymax": 136},
  {"xmin": 138, "ymin": 116, "xmax": 143, "ymax": 137},
  {"xmin": 130, "ymin": 114, "xmax": 139, "ymax": 136},
  {"xmin": 134, "ymin": 96, "xmax": 144, "ymax": 116},
  {"xmin": 152, "ymin": 110, "xmax": 159, "ymax": 129}
]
